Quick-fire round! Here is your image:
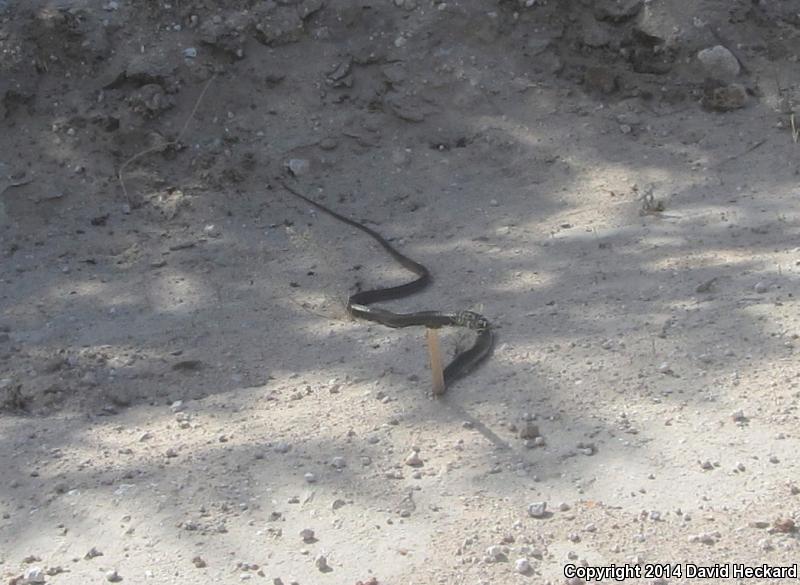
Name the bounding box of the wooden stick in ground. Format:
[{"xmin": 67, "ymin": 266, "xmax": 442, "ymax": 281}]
[{"xmin": 427, "ymin": 327, "xmax": 446, "ymax": 396}]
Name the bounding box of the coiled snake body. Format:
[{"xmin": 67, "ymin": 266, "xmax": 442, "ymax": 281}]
[{"xmin": 280, "ymin": 180, "xmax": 493, "ymax": 387}]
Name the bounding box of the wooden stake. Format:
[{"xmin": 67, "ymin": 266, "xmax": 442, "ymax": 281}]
[{"xmin": 426, "ymin": 327, "xmax": 446, "ymax": 396}]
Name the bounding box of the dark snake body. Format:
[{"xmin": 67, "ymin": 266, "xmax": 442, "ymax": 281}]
[{"xmin": 281, "ymin": 181, "xmax": 493, "ymax": 387}]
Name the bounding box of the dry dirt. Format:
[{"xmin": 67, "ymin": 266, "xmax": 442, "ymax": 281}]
[{"xmin": 3, "ymin": 1, "xmax": 800, "ymax": 584}]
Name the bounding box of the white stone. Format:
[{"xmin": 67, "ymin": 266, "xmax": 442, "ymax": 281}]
[
  {"xmin": 528, "ymin": 501, "xmax": 547, "ymax": 518},
  {"xmin": 23, "ymin": 567, "xmax": 45, "ymax": 584}
]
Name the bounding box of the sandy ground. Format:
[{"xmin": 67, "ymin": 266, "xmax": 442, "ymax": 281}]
[{"xmin": 3, "ymin": 1, "xmax": 800, "ymax": 583}]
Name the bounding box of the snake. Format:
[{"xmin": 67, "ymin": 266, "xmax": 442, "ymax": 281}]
[{"xmin": 280, "ymin": 179, "xmax": 493, "ymax": 388}]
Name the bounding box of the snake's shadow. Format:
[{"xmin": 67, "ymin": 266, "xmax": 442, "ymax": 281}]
[{"xmin": 438, "ymin": 394, "xmax": 511, "ymax": 451}]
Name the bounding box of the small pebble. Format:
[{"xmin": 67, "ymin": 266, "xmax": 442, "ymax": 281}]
[
  {"xmin": 688, "ymin": 531, "xmax": 720, "ymax": 545},
  {"xmin": 85, "ymin": 547, "xmax": 103, "ymax": 559},
  {"xmin": 192, "ymin": 556, "xmax": 207, "ymax": 568},
  {"xmin": 330, "ymin": 456, "xmax": 346, "ymax": 469},
  {"xmin": 319, "ymin": 137, "xmax": 338, "ymax": 150},
  {"xmin": 485, "ymin": 545, "xmax": 505, "ymax": 562},
  {"xmin": 515, "ymin": 558, "xmax": 531, "ymax": 574},
  {"xmin": 23, "ymin": 567, "xmax": 45, "ymax": 584},
  {"xmin": 519, "ymin": 421, "xmax": 540, "ymax": 439},
  {"xmin": 300, "ymin": 528, "xmax": 315, "ymax": 542},
  {"xmin": 106, "ymin": 569, "xmax": 122, "ymax": 582},
  {"xmin": 754, "ymin": 281, "xmax": 769, "ymax": 294},
  {"xmin": 303, "ymin": 472, "xmax": 317, "ymax": 484},
  {"xmin": 314, "ymin": 555, "xmax": 330, "ymax": 571},
  {"xmin": 528, "ymin": 501, "xmax": 547, "ymax": 518},
  {"xmin": 404, "ymin": 449, "xmax": 423, "ymax": 467},
  {"xmin": 287, "ymin": 159, "xmax": 310, "ymax": 177}
]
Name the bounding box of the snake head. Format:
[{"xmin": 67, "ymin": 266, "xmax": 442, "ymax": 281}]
[{"xmin": 455, "ymin": 310, "xmax": 490, "ymax": 331}]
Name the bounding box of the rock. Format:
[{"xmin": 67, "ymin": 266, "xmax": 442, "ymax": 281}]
[
  {"xmin": 404, "ymin": 448, "xmax": 423, "ymax": 467},
  {"xmin": 300, "ymin": 528, "xmax": 315, "ymax": 542},
  {"xmin": 198, "ymin": 11, "xmax": 251, "ymax": 57},
  {"xmin": 515, "ymin": 558, "xmax": 532, "ymax": 574},
  {"xmin": 701, "ymin": 83, "xmax": 747, "ymax": 112},
  {"xmin": 192, "ymin": 556, "xmax": 207, "ymax": 568},
  {"xmin": 287, "ymin": 159, "xmax": 310, "ymax": 177},
  {"xmin": 330, "ymin": 456, "xmax": 346, "ymax": 469},
  {"xmin": 203, "ymin": 224, "xmax": 221, "ymax": 238},
  {"xmin": 731, "ymin": 410, "xmax": 747, "ymax": 422},
  {"xmin": 303, "ymin": 472, "xmax": 317, "ymax": 484},
  {"xmin": 485, "ymin": 545, "xmax": 506, "ymax": 562},
  {"xmin": 84, "ymin": 547, "xmax": 103, "ymax": 559},
  {"xmin": 519, "ymin": 420, "xmax": 540, "ymax": 439},
  {"xmin": 326, "ymin": 56, "xmax": 353, "ymax": 87},
  {"xmin": 274, "ymin": 442, "xmax": 291, "ymax": 454},
  {"xmin": 771, "ymin": 518, "xmax": 796, "ymax": 533},
  {"xmin": 528, "ymin": 501, "xmax": 547, "ymax": 518},
  {"xmin": 170, "ymin": 400, "xmax": 184, "ymax": 413},
  {"xmin": 754, "ymin": 281, "xmax": 769, "ymax": 294},
  {"xmin": 314, "ymin": 554, "xmax": 330, "ymax": 571},
  {"xmin": 384, "ymin": 91, "xmax": 428, "ymax": 122},
  {"xmin": 105, "ymin": 569, "xmax": 122, "ymax": 582},
  {"xmin": 129, "ymin": 84, "xmax": 174, "ymax": 118},
  {"xmin": 697, "ymin": 45, "xmax": 740, "ymax": 81},
  {"xmin": 584, "ymin": 66, "xmax": 618, "ymax": 94},
  {"xmin": 319, "ymin": 137, "xmax": 338, "ymax": 151},
  {"xmin": 688, "ymin": 531, "xmax": 720, "ymax": 544},
  {"xmin": 253, "ymin": 4, "xmax": 305, "ymax": 46},
  {"xmin": 594, "ymin": 0, "xmax": 642, "ymax": 22},
  {"xmin": 23, "ymin": 567, "xmax": 45, "ymax": 584}
]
